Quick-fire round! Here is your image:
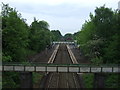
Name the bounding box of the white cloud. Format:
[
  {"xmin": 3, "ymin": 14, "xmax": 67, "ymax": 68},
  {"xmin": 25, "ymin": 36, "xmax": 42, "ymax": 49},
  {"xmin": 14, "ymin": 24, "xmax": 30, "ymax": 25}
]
[
  {"xmin": 2, "ymin": 0, "xmax": 119, "ymax": 6},
  {"xmin": 1, "ymin": 0, "xmax": 119, "ymax": 35}
]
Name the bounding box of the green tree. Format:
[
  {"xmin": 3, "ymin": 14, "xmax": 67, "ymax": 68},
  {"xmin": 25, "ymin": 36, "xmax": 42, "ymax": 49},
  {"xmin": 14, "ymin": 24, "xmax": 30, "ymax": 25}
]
[
  {"xmin": 64, "ymin": 33, "xmax": 73, "ymax": 41},
  {"xmin": 76, "ymin": 5, "xmax": 120, "ymax": 64},
  {"xmin": 51, "ymin": 30, "xmax": 62, "ymax": 41},
  {"xmin": 29, "ymin": 19, "xmax": 52, "ymax": 52},
  {"xmin": 93, "ymin": 5, "xmax": 114, "ymax": 39},
  {"xmin": 2, "ymin": 3, "xmax": 29, "ymax": 88},
  {"xmin": 76, "ymin": 5, "xmax": 120, "ymax": 88},
  {"xmin": 2, "ymin": 3, "xmax": 29, "ymax": 62}
]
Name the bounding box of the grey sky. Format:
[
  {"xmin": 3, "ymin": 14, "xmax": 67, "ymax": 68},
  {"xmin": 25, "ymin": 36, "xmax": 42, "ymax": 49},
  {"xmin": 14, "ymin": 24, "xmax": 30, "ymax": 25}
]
[{"xmin": 1, "ymin": 0, "xmax": 119, "ymax": 35}]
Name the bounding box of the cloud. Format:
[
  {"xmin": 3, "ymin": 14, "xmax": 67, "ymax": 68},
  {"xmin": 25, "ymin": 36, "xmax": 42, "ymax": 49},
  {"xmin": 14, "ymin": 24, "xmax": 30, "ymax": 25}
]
[
  {"xmin": 6, "ymin": 2, "xmax": 94, "ymax": 18},
  {"xmin": 1, "ymin": 0, "xmax": 119, "ymax": 35},
  {"xmin": 2, "ymin": 0, "xmax": 119, "ymax": 6}
]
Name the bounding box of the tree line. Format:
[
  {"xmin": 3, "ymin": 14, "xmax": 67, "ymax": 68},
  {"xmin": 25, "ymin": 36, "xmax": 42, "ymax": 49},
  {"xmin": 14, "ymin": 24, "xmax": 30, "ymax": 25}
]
[
  {"xmin": 74, "ymin": 5, "xmax": 120, "ymax": 65},
  {"xmin": 2, "ymin": 3, "xmax": 63, "ymax": 63},
  {"xmin": 2, "ymin": 4, "xmax": 120, "ymax": 64},
  {"xmin": 1, "ymin": 3, "xmax": 63, "ymax": 88},
  {"xmin": 73, "ymin": 5, "xmax": 120, "ymax": 88},
  {"xmin": 2, "ymin": 3, "xmax": 120, "ymax": 88}
]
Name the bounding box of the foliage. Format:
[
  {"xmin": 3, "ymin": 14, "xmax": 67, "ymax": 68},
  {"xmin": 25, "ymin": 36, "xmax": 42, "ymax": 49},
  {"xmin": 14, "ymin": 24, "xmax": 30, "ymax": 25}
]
[
  {"xmin": 29, "ymin": 19, "xmax": 52, "ymax": 52},
  {"xmin": 2, "ymin": 72, "xmax": 20, "ymax": 88},
  {"xmin": 76, "ymin": 5, "xmax": 120, "ymax": 88},
  {"xmin": 33, "ymin": 72, "xmax": 43, "ymax": 85},
  {"xmin": 2, "ymin": 3, "xmax": 29, "ymax": 62},
  {"xmin": 82, "ymin": 74, "xmax": 94, "ymax": 88},
  {"xmin": 105, "ymin": 74, "xmax": 120, "ymax": 88},
  {"xmin": 2, "ymin": 53, "xmax": 12, "ymax": 62},
  {"xmin": 51, "ymin": 30, "xmax": 62, "ymax": 41},
  {"xmin": 91, "ymin": 56, "xmax": 103, "ymax": 65},
  {"xmin": 73, "ymin": 32, "xmax": 79, "ymax": 41},
  {"xmin": 64, "ymin": 33, "xmax": 73, "ymax": 41},
  {"xmin": 76, "ymin": 5, "xmax": 120, "ymax": 64},
  {"xmin": 92, "ymin": 6, "xmax": 114, "ymax": 39},
  {"xmin": 82, "ymin": 73, "xmax": 119, "ymax": 88},
  {"xmin": 103, "ymin": 34, "xmax": 120, "ymax": 63},
  {"xmin": 2, "ymin": 3, "xmax": 120, "ymax": 88},
  {"xmin": 2, "ymin": 3, "xmax": 55, "ymax": 88}
]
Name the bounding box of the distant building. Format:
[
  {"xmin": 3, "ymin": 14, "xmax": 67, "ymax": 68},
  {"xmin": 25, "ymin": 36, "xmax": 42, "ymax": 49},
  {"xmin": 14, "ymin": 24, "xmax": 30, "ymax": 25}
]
[{"xmin": 118, "ymin": 1, "xmax": 120, "ymax": 10}]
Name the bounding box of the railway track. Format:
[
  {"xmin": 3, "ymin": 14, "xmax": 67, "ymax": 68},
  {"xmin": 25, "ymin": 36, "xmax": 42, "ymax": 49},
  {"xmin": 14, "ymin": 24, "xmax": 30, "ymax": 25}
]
[
  {"xmin": 43, "ymin": 44, "xmax": 81, "ymax": 88},
  {"xmin": 47, "ymin": 44, "xmax": 59, "ymax": 63}
]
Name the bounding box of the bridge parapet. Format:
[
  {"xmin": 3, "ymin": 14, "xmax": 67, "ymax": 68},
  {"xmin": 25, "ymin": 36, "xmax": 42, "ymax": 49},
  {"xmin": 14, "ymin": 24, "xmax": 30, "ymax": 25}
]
[
  {"xmin": 53, "ymin": 41, "xmax": 74, "ymax": 44},
  {"xmin": 1, "ymin": 63, "xmax": 120, "ymax": 73}
]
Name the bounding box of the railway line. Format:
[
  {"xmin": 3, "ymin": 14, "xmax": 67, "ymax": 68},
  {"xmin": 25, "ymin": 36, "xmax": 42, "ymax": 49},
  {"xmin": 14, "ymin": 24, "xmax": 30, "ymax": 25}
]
[
  {"xmin": 2, "ymin": 43, "xmax": 119, "ymax": 88},
  {"xmin": 43, "ymin": 44, "xmax": 81, "ymax": 88}
]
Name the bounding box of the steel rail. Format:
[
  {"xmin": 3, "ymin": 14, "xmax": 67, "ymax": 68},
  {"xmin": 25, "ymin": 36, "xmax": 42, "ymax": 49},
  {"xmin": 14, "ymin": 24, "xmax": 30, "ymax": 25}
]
[
  {"xmin": 66, "ymin": 45, "xmax": 80, "ymax": 88},
  {"xmin": 67, "ymin": 45, "xmax": 78, "ymax": 64},
  {"xmin": 47, "ymin": 44, "xmax": 59, "ymax": 63}
]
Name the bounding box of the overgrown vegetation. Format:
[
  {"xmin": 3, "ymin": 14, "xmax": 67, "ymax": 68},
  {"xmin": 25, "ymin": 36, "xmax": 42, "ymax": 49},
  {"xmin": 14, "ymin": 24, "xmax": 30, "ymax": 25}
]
[
  {"xmin": 105, "ymin": 74, "xmax": 119, "ymax": 88},
  {"xmin": 51, "ymin": 30, "xmax": 62, "ymax": 41},
  {"xmin": 74, "ymin": 5, "xmax": 120, "ymax": 88},
  {"xmin": 2, "ymin": 72, "xmax": 20, "ymax": 88},
  {"xmin": 64, "ymin": 33, "xmax": 73, "ymax": 41},
  {"xmin": 2, "ymin": 3, "xmax": 119, "ymax": 88},
  {"xmin": 1, "ymin": 3, "xmax": 61, "ymax": 88},
  {"xmin": 82, "ymin": 74, "xmax": 94, "ymax": 88},
  {"xmin": 33, "ymin": 72, "xmax": 43, "ymax": 88},
  {"xmin": 75, "ymin": 5, "xmax": 120, "ymax": 64}
]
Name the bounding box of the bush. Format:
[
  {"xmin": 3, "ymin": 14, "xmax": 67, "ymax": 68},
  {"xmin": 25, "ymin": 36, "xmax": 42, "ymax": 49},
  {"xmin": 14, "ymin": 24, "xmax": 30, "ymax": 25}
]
[{"xmin": 82, "ymin": 73, "xmax": 94, "ymax": 88}]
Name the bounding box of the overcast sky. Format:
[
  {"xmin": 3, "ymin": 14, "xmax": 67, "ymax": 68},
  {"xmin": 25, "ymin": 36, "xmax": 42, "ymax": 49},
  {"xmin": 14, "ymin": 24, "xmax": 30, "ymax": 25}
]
[{"xmin": 1, "ymin": 0, "xmax": 119, "ymax": 35}]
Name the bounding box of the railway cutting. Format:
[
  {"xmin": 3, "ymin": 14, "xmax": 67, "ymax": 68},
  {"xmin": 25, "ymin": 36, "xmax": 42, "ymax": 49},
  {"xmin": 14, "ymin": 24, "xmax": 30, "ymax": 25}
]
[{"xmin": 43, "ymin": 44, "xmax": 81, "ymax": 88}]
